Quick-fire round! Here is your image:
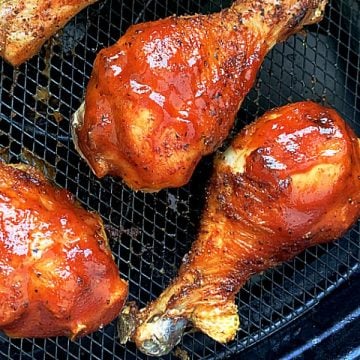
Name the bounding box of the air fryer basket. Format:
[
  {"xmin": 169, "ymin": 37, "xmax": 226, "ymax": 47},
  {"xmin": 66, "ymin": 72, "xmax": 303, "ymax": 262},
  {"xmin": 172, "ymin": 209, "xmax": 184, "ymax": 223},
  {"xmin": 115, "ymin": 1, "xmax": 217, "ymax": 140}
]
[{"xmin": 0, "ymin": 0, "xmax": 359, "ymax": 359}]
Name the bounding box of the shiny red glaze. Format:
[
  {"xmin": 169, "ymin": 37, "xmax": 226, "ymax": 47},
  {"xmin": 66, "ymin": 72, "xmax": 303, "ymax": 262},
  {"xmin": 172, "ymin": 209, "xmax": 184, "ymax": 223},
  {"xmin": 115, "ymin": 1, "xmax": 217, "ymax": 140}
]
[
  {"xmin": 183, "ymin": 101, "xmax": 360, "ymax": 294},
  {"xmin": 75, "ymin": 0, "xmax": 326, "ymax": 191},
  {"xmin": 79, "ymin": 13, "xmax": 265, "ymax": 191},
  {"xmin": 133, "ymin": 102, "xmax": 360, "ymax": 345},
  {"xmin": 0, "ymin": 163, "xmax": 128, "ymax": 338},
  {"xmin": 205, "ymin": 101, "xmax": 360, "ymax": 266}
]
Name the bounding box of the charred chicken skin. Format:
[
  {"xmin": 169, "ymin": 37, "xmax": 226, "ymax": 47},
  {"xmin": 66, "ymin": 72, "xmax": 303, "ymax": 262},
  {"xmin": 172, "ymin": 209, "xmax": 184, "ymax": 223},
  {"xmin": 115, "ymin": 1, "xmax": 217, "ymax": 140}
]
[
  {"xmin": 72, "ymin": 0, "xmax": 327, "ymax": 191},
  {"xmin": 118, "ymin": 102, "xmax": 360, "ymax": 356},
  {"xmin": 0, "ymin": 162, "xmax": 128, "ymax": 338},
  {"xmin": 0, "ymin": 0, "xmax": 97, "ymax": 66}
]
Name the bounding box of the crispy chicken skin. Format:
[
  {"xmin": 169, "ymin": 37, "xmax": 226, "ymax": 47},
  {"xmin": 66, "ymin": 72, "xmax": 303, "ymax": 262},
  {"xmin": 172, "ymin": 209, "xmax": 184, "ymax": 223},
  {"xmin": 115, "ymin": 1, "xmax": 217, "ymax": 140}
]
[
  {"xmin": 0, "ymin": 162, "xmax": 128, "ymax": 338},
  {"xmin": 0, "ymin": 0, "xmax": 97, "ymax": 66},
  {"xmin": 72, "ymin": 0, "xmax": 327, "ymax": 192},
  {"xmin": 119, "ymin": 102, "xmax": 360, "ymax": 356}
]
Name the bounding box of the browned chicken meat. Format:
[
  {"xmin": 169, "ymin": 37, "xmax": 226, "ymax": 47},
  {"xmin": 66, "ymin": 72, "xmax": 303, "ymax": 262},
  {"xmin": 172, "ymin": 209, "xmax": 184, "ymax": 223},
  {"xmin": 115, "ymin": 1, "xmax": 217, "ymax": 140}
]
[
  {"xmin": 72, "ymin": 0, "xmax": 327, "ymax": 192},
  {"xmin": 0, "ymin": 161, "xmax": 128, "ymax": 338},
  {"xmin": 118, "ymin": 102, "xmax": 360, "ymax": 356},
  {"xmin": 0, "ymin": 0, "xmax": 97, "ymax": 66}
]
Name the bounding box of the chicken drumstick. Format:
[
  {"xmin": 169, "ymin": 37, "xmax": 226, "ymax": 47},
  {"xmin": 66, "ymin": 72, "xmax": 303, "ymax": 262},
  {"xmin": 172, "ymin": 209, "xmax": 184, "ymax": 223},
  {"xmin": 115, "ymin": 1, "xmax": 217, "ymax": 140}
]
[
  {"xmin": 119, "ymin": 102, "xmax": 360, "ymax": 356},
  {"xmin": 72, "ymin": 0, "xmax": 327, "ymax": 191},
  {"xmin": 0, "ymin": 0, "xmax": 97, "ymax": 66},
  {"xmin": 0, "ymin": 162, "xmax": 128, "ymax": 338}
]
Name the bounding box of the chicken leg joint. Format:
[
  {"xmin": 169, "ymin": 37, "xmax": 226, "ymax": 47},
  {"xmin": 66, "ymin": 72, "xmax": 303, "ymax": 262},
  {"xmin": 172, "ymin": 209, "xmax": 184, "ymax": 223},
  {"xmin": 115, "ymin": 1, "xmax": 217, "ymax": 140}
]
[
  {"xmin": 118, "ymin": 101, "xmax": 360, "ymax": 356},
  {"xmin": 72, "ymin": 0, "xmax": 327, "ymax": 191}
]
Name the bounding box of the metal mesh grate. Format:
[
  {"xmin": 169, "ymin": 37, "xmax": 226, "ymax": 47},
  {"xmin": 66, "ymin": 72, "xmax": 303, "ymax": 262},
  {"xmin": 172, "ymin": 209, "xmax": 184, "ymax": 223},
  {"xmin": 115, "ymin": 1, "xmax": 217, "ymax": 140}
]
[{"xmin": 0, "ymin": 0, "xmax": 359, "ymax": 358}]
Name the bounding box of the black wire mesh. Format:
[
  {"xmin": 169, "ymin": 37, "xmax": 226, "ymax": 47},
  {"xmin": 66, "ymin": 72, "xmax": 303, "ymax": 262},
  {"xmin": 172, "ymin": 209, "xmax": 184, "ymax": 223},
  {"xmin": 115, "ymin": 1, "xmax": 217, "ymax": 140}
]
[{"xmin": 0, "ymin": 0, "xmax": 359, "ymax": 359}]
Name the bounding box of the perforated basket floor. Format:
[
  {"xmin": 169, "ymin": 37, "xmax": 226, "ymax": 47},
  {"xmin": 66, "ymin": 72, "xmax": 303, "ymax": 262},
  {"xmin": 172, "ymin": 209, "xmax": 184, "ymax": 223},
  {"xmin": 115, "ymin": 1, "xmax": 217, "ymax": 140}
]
[{"xmin": 0, "ymin": 0, "xmax": 360, "ymax": 359}]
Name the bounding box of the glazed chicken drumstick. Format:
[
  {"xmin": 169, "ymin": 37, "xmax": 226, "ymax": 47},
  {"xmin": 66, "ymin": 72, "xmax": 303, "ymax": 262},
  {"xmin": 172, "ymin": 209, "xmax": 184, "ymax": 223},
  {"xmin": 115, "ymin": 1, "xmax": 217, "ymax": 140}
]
[
  {"xmin": 72, "ymin": 0, "xmax": 327, "ymax": 191},
  {"xmin": 0, "ymin": 162, "xmax": 128, "ymax": 338},
  {"xmin": 119, "ymin": 102, "xmax": 360, "ymax": 356},
  {"xmin": 0, "ymin": 0, "xmax": 97, "ymax": 66}
]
